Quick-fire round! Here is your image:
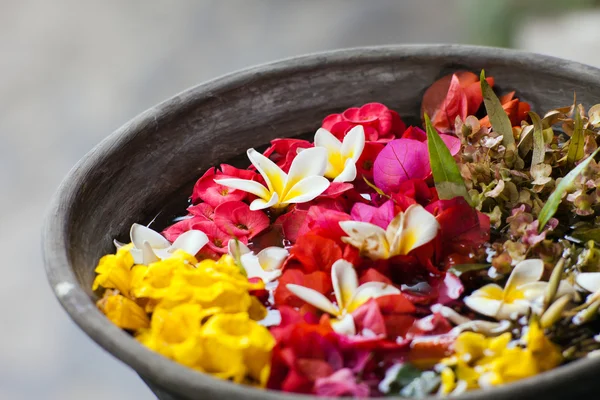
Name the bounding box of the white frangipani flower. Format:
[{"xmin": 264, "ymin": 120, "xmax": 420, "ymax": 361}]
[
  {"xmin": 314, "ymin": 125, "xmax": 365, "ymax": 182},
  {"xmin": 227, "ymin": 240, "xmax": 288, "ymax": 283},
  {"xmin": 464, "ymin": 259, "xmax": 574, "ymax": 320},
  {"xmin": 576, "ymin": 272, "xmax": 600, "ymax": 302},
  {"xmin": 114, "ymin": 223, "xmax": 208, "ymax": 265},
  {"xmin": 339, "ymin": 204, "xmax": 440, "ymax": 260},
  {"xmin": 286, "ymin": 259, "xmax": 400, "ymax": 335},
  {"xmin": 215, "ymin": 147, "xmax": 330, "ymax": 211}
]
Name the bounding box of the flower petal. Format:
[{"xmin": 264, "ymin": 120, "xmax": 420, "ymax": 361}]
[
  {"xmin": 250, "ymin": 192, "xmax": 279, "ymax": 211},
  {"xmin": 227, "ymin": 239, "xmax": 251, "ymax": 259},
  {"xmin": 463, "ymin": 296, "xmax": 502, "ymax": 318},
  {"xmin": 396, "ymin": 204, "xmax": 440, "ymax": 256},
  {"xmin": 314, "ymin": 128, "xmax": 342, "ymax": 154},
  {"xmin": 141, "ymin": 241, "xmax": 160, "ymax": 265},
  {"xmin": 331, "ymin": 259, "xmax": 359, "ymax": 310},
  {"xmin": 505, "ymin": 259, "xmax": 544, "ymax": 296},
  {"xmin": 284, "ymin": 146, "xmax": 328, "ymax": 194},
  {"xmin": 339, "ymin": 220, "xmax": 389, "ymax": 260},
  {"xmin": 330, "ymin": 314, "xmax": 356, "ymax": 335},
  {"xmin": 214, "ymin": 177, "xmax": 270, "ymax": 200},
  {"xmin": 280, "ymin": 176, "xmax": 330, "ymax": 204},
  {"xmin": 286, "ymin": 284, "xmax": 339, "ymax": 315},
  {"xmin": 247, "ymin": 148, "xmax": 286, "ymax": 195},
  {"xmin": 257, "ymin": 246, "xmax": 289, "ymax": 272},
  {"xmin": 576, "ymin": 272, "xmax": 600, "ymax": 293},
  {"xmin": 340, "ymin": 125, "xmax": 365, "ymax": 162},
  {"xmin": 241, "ymin": 253, "xmax": 282, "ymax": 283},
  {"xmin": 131, "ymin": 223, "xmax": 170, "ymax": 250},
  {"xmin": 346, "ymin": 282, "xmax": 400, "ymax": 313},
  {"xmin": 332, "ymin": 159, "xmax": 357, "ymax": 183},
  {"xmin": 164, "ymin": 229, "xmax": 207, "ymax": 257}
]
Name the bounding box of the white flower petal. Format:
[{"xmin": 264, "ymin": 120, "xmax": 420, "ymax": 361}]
[
  {"xmin": 518, "ymin": 281, "xmax": 548, "ymax": 302},
  {"xmin": 170, "ymin": 230, "xmax": 209, "ymax": 256},
  {"xmin": 332, "ymin": 159, "xmax": 357, "ymax": 183},
  {"xmin": 249, "ymin": 191, "xmax": 279, "ymax": 211},
  {"xmin": 284, "ymin": 146, "xmax": 328, "ymax": 193},
  {"xmin": 113, "ymin": 239, "xmax": 126, "ymax": 250},
  {"xmin": 314, "ymin": 128, "xmax": 342, "ymax": 153},
  {"xmin": 386, "ymin": 212, "xmax": 405, "ymax": 254},
  {"xmin": 576, "ymin": 272, "xmax": 600, "ymax": 293},
  {"xmin": 505, "ymin": 259, "xmax": 544, "ymax": 296},
  {"xmin": 496, "ymin": 300, "xmax": 531, "ymax": 319},
  {"xmin": 141, "ymin": 241, "xmax": 160, "ymax": 265},
  {"xmin": 454, "ymin": 320, "xmax": 512, "ymax": 335},
  {"xmin": 227, "ymin": 240, "xmax": 251, "ymax": 259},
  {"xmin": 256, "ymin": 246, "xmax": 289, "ymax": 272},
  {"xmin": 241, "ymin": 252, "xmax": 282, "ymax": 283},
  {"xmin": 130, "ymin": 223, "xmax": 170, "ymax": 249},
  {"xmin": 286, "ymin": 284, "xmax": 339, "ymax": 315},
  {"xmin": 128, "ymin": 248, "xmax": 144, "ymax": 264},
  {"xmin": 214, "ymin": 177, "xmax": 270, "ymax": 200},
  {"xmin": 331, "ymin": 314, "xmax": 356, "ymax": 335},
  {"xmin": 395, "ymin": 204, "xmax": 440, "ymax": 256},
  {"xmin": 247, "ymin": 148, "xmax": 286, "ymax": 195},
  {"xmin": 331, "ymin": 259, "xmax": 359, "ymax": 310},
  {"xmin": 340, "ymin": 220, "xmax": 389, "ymax": 260},
  {"xmin": 280, "ymin": 176, "xmax": 330, "ymax": 204},
  {"xmin": 463, "ymin": 296, "xmax": 503, "ymax": 318},
  {"xmin": 340, "ymin": 125, "xmax": 365, "ymax": 162},
  {"xmin": 347, "ymin": 281, "xmax": 400, "ymax": 313}
]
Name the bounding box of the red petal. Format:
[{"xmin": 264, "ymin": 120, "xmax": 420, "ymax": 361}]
[
  {"xmin": 274, "ymin": 269, "xmax": 333, "ymax": 307},
  {"xmin": 214, "ymin": 201, "xmax": 269, "ymax": 239},
  {"xmin": 187, "ymin": 203, "xmax": 214, "ymax": 220},
  {"xmin": 288, "ymin": 233, "xmax": 343, "ymax": 273},
  {"xmin": 275, "ymin": 207, "xmax": 308, "ymax": 244}
]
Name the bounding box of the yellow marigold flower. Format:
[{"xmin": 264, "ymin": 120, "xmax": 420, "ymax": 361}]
[
  {"xmin": 97, "ymin": 290, "xmax": 149, "ymax": 330},
  {"xmin": 248, "ymin": 296, "xmax": 268, "ymax": 321},
  {"xmin": 440, "ymin": 321, "xmax": 562, "ymax": 393},
  {"xmin": 92, "ymin": 244, "xmax": 135, "ymax": 296},
  {"xmin": 136, "ymin": 303, "xmax": 212, "ymax": 369},
  {"xmin": 199, "ymin": 312, "xmax": 275, "ymax": 387}
]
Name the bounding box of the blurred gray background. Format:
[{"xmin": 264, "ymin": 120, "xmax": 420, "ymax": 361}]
[{"xmin": 3, "ymin": 0, "xmax": 600, "ymax": 398}]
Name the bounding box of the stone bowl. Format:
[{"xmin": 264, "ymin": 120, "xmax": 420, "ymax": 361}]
[{"xmin": 43, "ymin": 45, "xmax": 600, "ymax": 400}]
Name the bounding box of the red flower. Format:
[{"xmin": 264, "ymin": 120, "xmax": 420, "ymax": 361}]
[
  {"xmin": 213, "ymin": 201, "xmax": 269, "ymax": 239},
  {"xmin": 262, "ymin": 138, "xmax": 312, "ymax": 172},
  {"xmin": 295, "ymin": 206, "xmax": 351, "ymax": 242},
  {"xmin": 163, "ymin": 217, "xmax": 247, "ymax": 255},
  {"xmin": 391, "ymin": 178, "xmax": 437, "ymax": 211},
  {"xmin": 354, "ymin": 141, "xmax": 385, "ymax": 190},
  {"xmin": 421, "ymin": 71, "xmax": 494, "ymax": 133},
  {"xmin": 285, "ymin": 233, "xmax": 343, "ymax": 274},
  {"xmin": 191, "ymin": 164, "xmax": 259, "ymax": 207},
  {"xmin": 187, "ymin": 203, "xmax": 214, "ymax": 220},
  {"xmin": 274, "ymin": 269, "xmax": 332, "ymax": 309},
  {"xmin": 479, "ymin": 90, "xmax": 531, "ymax": 128},
  {"xmin": 322, "ymin": 103, "xmax": 406, "ymax": 143}
]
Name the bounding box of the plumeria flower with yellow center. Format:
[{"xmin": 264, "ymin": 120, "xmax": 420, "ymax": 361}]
[
  {"xmin": 465, "ymin": 259, "xmax": 574, "ymax": 320},
  {"xmin": 314, "ymin": 125, "xmax": 365, "ymax": 182},
  {"xmin": 339, "ymin": 204, "xmax": 440, "ymax": 260},
  {"xmin": 215, "ymin": 147, "xmax": 330, "ymax": 211},
  {"xmin": 227, "ymin": 240, "xmax": 288, "ymax": 283},
  {"xmin": 114, "ymin": 223, "xmax": 208, "ymax": 265},
  {"xmin": 286, "ymin": 259, "xmax": 400, "ymax": 335},
  {"xmin": 575, "ymin": 272, "xmax": 600, "ymax": 302}
]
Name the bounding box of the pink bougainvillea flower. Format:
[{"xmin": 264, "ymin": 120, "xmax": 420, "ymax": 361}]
[
  {"xmin": 213, "ymin": 201, "xmax": 269, "ymax": 239},
  {"xmin": 373, "ymin": 131, "xmax": 460, "ymax": 195},
  {"xmin": 262, "ymin": 138, "xmax": 313, "ymax": 172},
  {"xmin": 191, "ymin": 164, "xmax": 259, "ymax": 207},
  {"xmin": 187, "ymin": 202, "xmax": 214, "ymax": 220},
  {"xmin": 322, "ymin": 102, "xmax": 406, "ymax": 143},
  {"xmin": 287, "ymin": 259, "xmax": 401, "ymax": 334},
  {"xmin": 350, "ymin": 200, "xmax": 395, "ymax": 229},
  {"xmin": 421, "ymin": 71, "xmax": 494, "ymax": 133},
  {"xmin": 216, "ymin": 147, "xmax": 330, "ymax": 211}
]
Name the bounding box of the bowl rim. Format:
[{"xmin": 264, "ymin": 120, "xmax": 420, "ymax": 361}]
[{"xmin": 42, "ymin": 44, "xmax": 600, "ymax": 399}]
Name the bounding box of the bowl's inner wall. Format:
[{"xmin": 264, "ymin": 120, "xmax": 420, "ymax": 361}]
[{"xmin": 67, "ymin": 55, "xmax": 599, "ymax": 294}]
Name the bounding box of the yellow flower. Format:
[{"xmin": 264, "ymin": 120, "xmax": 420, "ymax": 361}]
[
  {"xmin": 440, "ymin": 321, "xmax": 562, "ymax": 393},
  {"xmin": 92, "ymin": 244, "xmax": 135, "ymax": 296},
  {"xmin": 199, "ymin": 312, "xmax": 275, "ymax": 387},
  {"xmin": 97, "ymin": 290, "xmax": 150, "ymax": 330}
]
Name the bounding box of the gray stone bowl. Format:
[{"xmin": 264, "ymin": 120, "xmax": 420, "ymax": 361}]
[{"xmin": 43, "ymin": 45, "xmax": 600, "ymax": 400}]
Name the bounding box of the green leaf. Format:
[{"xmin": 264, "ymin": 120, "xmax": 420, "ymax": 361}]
[
  {"xmin": 424, "ymin": 113, "xmax": 472, "ymax": 206},
  {"xmin": 529, "ymin": 111, "xmax": 545, "ymax": 171},
  {"xmin": 567, "ymin": 105, "xmax": 585, "ymax": 167},
  {"xmin": 380, "ymin": 363, "xmax": 440, "ymax": 397},
  {"xmin": 538, "ymin": 148, "xmax": 600, "ymax": 231},
  {"xmin": 448, "ymin": 263, "xmax": 490, "ymax": 277},
  {"xmin": 481, "ymin": 70, "xmax": 515, "ymax": 149}
]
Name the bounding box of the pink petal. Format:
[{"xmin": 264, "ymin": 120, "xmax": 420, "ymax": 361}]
[
  {"xmin": 187, "ymin": 203, "xmax": 214, "ymax": 220},
  {"xmin": 401, "ymin": 125, "xmax": 427, "ymax": 141},
  {"xmin": 314, "ymin": 369, "xmax": 370, "ymax": 398},
  {"xmin": 162, "ymin": 216, "xmax": 206, "ymax": 242},
  {"xmin": 350, "ymin": 200, "xmax": 395, "ymax": 229},
  {"xmin": 373, "ymin": 139, "xmax": 430, "ymax": 193},
  {"xmin": 351, "ymin": 298, "xmax": 386, "ymax": 336},
  {"xmin": 214, "ymin": 201, "xmax": 269, "ymax": 239},
  {"xmin": 435, "ymin": 273, "xmax": 464, "ymax": 305}
]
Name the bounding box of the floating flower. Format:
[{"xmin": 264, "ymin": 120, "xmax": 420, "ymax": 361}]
[
  {"xmin": 575, "ymin": 272, "xmax": 600, "ymax": 301},
  {"xmin": 286, "ymin": 259, "xmax": 401, "ymax": 334},
  {"xmin": 214, "ymin": 201, "xmax": 269, "ymax": 239},
  {"xmin": 464, "ymin": 259, "xmax": 574, "ymax": 319},
  {"xmin": 313, "ymin": 125, "xmax": 365, "ymax": 182},
  {"xmin": 115, "ymin": 223, "xmax": 208, "ymax": 265},
  {"xmin": 228, "ymin": 240, "xmax": 288, "ymax": 283},
  {"xmin": 97, "ymin": 290, "xmax": 150, "ymax": 330},
  {"xmin": 92, "ymin": 244, "xmax": 135, "ymax": 295},
  {"xmin": 191, "ymin": 164, "xmax": 259, "ymax": 206},
  {"xmin": 339, "ymin": 204, "xmax": 440, "ymax": 260},
  {"xmin": 216, "ymin": 147, "xmax": 330, "ymax": 210}
]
